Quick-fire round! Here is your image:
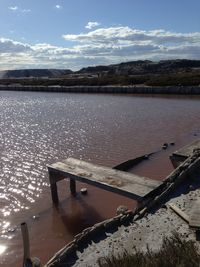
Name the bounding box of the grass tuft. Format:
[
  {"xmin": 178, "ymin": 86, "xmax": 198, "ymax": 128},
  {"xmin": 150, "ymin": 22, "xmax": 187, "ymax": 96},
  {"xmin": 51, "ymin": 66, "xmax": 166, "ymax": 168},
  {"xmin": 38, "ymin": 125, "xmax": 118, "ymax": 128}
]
[{"xmin": 97, "ymin": 232, "xmax": 200, "ymax": 267}]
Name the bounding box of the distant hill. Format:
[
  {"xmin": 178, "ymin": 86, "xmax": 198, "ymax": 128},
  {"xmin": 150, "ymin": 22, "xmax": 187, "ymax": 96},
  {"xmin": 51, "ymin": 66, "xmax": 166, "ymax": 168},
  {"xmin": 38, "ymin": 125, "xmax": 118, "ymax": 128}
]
[
  {"xmin": 77, "ymin": 59, "xmax": 200, "ymax": 75},
  {"xmin": 1, "ymin": 60, "xmax": 200, "ymax": 88},
  {"xmin": 0, "ymin": 69, "xmax": 72, "ymax": 79}
]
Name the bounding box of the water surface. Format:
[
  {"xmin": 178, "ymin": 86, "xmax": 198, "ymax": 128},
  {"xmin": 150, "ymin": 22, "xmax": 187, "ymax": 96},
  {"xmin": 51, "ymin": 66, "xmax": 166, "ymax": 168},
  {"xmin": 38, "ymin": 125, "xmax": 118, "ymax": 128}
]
[{"xmin": 0, "ymin": 91, "xmax": 199, "ymax": 266}]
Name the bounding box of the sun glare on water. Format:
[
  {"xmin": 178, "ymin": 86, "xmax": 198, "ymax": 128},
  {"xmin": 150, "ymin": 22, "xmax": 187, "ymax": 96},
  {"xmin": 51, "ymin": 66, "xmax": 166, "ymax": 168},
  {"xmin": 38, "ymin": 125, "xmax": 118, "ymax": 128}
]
[{"xmin": 0, "ymin": 245, "xmax": 7, "ymax": 255}]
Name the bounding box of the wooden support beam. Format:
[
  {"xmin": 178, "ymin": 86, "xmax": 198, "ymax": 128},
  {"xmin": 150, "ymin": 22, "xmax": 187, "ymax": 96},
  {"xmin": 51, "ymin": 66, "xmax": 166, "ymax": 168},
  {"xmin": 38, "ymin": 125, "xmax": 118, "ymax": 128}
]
[
  {"xmin": 50, "ymin": 183, "xmax": 59, "ymax": 204},
  {"xmin": 70, "ymin": 179, "xmax": 76, "ymax": 196}
]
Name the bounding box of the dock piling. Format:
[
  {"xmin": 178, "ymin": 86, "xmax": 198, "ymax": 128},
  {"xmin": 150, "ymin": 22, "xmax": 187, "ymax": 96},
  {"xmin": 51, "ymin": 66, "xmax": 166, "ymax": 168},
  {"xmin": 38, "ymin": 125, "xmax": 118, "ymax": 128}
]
[
  {"xmin": 70, "ymin": 179, "xmax": 76, "ymax": 196},
  {"xmin": 21, "ymin": 222, "xmax": 41, "ymax": 267},
  {"xmin": 50, "ymin": 182, "xmax": 59, "ymax": 204},
  {"xmin": 21, "ymin": 222, "xmax": 31, "ymax": 266}
]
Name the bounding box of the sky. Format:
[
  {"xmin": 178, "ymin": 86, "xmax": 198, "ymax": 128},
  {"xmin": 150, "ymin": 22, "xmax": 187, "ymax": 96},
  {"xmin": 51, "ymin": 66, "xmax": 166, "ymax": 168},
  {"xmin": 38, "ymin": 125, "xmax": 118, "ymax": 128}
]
[{"xmin": 0, "ymin": 0, "xmax": 200, "ymax": 70}]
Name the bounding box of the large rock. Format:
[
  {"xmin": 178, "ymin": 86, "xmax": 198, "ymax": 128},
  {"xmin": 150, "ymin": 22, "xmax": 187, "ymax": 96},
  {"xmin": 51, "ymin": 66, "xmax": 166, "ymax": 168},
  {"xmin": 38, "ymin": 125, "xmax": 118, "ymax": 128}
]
[{"xmin": 116, "ymin": 205, "xmax": 129, "ymax": 215}]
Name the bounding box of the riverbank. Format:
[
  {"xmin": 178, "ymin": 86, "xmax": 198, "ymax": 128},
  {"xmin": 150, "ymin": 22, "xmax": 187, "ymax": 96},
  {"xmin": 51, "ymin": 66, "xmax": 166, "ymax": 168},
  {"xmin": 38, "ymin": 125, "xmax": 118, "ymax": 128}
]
[{"xmin": 0, "ymin": 85, "xmax": 200, "ymax": 94}]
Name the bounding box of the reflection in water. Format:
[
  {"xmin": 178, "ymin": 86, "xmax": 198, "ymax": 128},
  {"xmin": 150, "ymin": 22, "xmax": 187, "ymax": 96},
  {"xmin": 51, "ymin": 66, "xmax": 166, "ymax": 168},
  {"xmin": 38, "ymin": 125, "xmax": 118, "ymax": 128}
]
[
  {"xmin": 0, "ymin": 91, "xmax": 199, "ymax": 266},
  {"xmin": 53, "ymin": 195, "xmax": 104, "ymax": 235},
  {"xmin": 0, "ymin": 245, "xmax": 7, "ymax": 255}
]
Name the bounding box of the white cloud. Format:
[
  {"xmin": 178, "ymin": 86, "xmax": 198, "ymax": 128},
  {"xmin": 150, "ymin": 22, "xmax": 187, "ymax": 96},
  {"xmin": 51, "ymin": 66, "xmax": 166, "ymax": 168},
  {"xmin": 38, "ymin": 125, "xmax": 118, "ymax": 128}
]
[
  {"xmin": 0, "ymin": 38, "xmax": 31, "ymax": 53},
  {"xmin": 85, "ymin": 21, "xmax": 101, "ymax": 30},
  {"xmin": 63, "ymin": 26, "xmax": 200, "ymax": 46},
  {"xmin": 8, "ymin": 6, "xmax": 31, "ymax": 13},
  {"xmin": 21, "ymin": 9, "xmax": 31, "ymax": 13},
  {"xmin": 55, "ymin": 5, "xmax": 62, "ymax": 9},
  {"xmin": 8, "ymin": 6, "xmax": 18, "ymax": 11},
  {"xmin": 1, "ymin": 26, "xmax": 200, "ymax": 70}
]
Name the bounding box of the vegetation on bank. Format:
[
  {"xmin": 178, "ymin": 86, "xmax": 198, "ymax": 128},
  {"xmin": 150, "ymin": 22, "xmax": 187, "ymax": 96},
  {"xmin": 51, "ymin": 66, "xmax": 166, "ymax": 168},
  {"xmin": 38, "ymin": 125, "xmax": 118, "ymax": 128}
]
[
  {"xmin": 97, "ymin": 233, "xmax": 200, "ymax": 267},
  {"xmin": 0, "ymin": 71, "xmax": 200, "ymax": 87}
]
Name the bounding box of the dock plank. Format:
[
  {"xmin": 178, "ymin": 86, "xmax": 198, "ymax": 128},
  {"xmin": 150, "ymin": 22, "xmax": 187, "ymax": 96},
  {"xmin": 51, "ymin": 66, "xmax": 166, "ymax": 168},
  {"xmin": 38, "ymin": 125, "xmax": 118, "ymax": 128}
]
[
  {"xmin": 189, "ymin": 199, "xmax": 200, "ymax": 229},
  {"xmin": 48, "ymin": 157, "xmax": 162, "ymax": 199},
  {"xmin": 172, "ymin": 140, "xmax": 200, "ymax": 158},
  {"xmin": 170, "ymin": 139, "xmax": 200, "ymax": 167}
]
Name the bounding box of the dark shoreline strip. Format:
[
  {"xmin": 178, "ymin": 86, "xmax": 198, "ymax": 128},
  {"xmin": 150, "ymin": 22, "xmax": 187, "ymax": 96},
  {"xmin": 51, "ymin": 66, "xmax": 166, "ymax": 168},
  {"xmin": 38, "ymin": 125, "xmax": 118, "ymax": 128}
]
[{"xmin": 0, "ymin": 85, "xmax": 200, "ymax": 94}]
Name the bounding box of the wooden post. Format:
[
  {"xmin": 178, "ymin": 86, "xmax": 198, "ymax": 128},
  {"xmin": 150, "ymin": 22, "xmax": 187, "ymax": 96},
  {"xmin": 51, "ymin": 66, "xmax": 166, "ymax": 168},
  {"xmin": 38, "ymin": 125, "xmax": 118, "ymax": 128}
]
[
  {"xmin": 21, "ymin": 222, "xmax": 31, "ymax": 267},
  {"xmin": 50, "ymin": 182, "xmax": 59, "ymax": 204},
  {"xmin": 48, "ymin": 169, "xmax": 59, "ymax": 204},
  {"xmin": 21, "ymin": 222, "xmax": 41, "ymax": 267},
  {"xmin": 70, "ymin": 179, "xmax": 76, "ymax": 196}
]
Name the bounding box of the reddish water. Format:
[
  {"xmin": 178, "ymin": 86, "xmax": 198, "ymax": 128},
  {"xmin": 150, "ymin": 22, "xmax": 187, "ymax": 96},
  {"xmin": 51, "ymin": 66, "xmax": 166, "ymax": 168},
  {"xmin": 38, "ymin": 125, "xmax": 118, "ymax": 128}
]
[{"xmin": 0, "ymin": 92, "xmax": 199, "ymax": 266}]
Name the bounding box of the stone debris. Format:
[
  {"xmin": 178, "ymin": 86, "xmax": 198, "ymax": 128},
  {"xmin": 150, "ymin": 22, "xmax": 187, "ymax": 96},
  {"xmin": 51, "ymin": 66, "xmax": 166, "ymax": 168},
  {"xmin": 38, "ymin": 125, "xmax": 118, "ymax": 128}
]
[
  {"xmin": 116, "ymin": 205, "xmax": 129, "ymax": 215},
  {"xmin": 80, "ymin": 188, "xmax": 87, "ymax": 195}
]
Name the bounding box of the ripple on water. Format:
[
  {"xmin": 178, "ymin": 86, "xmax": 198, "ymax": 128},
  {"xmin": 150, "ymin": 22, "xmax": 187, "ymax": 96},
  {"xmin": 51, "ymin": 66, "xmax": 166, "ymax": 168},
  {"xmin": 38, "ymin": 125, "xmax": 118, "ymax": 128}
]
[
  {"xmin": 0, "ymin": 92, "xmax": 200, "ymax": 254},
  {"xmin": 0, "ymin": 93, "xmax": 94, "ymax": 235}
]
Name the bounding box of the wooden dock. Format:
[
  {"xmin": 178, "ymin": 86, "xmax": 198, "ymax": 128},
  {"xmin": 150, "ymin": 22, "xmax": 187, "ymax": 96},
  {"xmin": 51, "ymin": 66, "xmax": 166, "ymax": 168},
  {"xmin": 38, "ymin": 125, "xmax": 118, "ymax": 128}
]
[
  {"xmin": 170, "ymin": 139, "xmax": 200, "ymax": 167},
  {"xmin": 47, "ymin": 157, "xmax": 162, "ymax": 204}
]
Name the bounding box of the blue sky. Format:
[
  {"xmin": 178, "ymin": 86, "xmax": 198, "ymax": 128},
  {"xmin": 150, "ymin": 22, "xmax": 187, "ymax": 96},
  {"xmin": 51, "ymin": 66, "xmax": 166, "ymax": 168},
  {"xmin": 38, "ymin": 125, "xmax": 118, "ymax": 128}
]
[{"xmin": 0, "ymin": 0, "xmax": 200, "ymax": 70}]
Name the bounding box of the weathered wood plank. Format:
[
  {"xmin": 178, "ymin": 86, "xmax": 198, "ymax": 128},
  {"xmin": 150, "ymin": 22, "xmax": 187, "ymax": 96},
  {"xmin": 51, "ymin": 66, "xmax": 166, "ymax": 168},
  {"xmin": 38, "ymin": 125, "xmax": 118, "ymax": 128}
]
[
  {"xmin": 168, "ymin": 203, "xmax": 189, "ymax": 223},
  {"xmin": 47, "ymin": 158, "xmax": 162, "ymax": 200},
  {"xmin": 189, "ymin": 199, "xmax": 200, "ymax": 229},
  {"xmin": 172, "ymin": 140, "xmax": 200, "ymax": 158},
  {"xmin": 170, "ymin": 139, "xmax": 200, "ymax": 167}
]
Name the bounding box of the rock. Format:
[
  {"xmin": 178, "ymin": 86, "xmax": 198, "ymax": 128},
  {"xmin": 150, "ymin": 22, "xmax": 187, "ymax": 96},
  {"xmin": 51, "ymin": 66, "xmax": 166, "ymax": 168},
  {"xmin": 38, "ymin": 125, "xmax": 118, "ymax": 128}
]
[
  {"xmin": 162, "ymin": 143, "xmax": 168, "ymax": 149},
  {"xmin": 8, "ymin": 226, "xmax": 17, "ymax": 233},
  {"xmin": 33, "ymin": 214, "xmax": 40, "ymax": 220},
  {"xmin": 161, "ymin": 204, "xmax": 167, "ymax": 209},
  {"xmin": 116, "ymin": 205, "xmax": 129, "ymax": 215},
  {"xmin": 31, "ymin": 257, "xmax": 41, "ymax": 267},
  {"xmin": 104, "ymin": 218, "xmax": 119, "ymax": 229},
  {"xmin": 189, "ymin": 185, "xmax": 194, "ymax": 190},
  {"xmin": 80, "ymin": 188, "xmax": 87, "ymax": 195}
]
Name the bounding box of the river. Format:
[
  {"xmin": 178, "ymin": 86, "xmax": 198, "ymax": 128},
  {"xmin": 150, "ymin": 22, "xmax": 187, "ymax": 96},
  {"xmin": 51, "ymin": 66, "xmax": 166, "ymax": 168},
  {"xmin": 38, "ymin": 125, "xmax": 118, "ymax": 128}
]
[{"xmin": 0, "ymin": 91, "xmax": 200, "ymax": 266}]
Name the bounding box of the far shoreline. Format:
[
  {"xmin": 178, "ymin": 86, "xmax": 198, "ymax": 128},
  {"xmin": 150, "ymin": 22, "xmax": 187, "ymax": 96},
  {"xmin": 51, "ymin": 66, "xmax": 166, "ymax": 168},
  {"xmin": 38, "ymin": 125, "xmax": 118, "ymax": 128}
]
[{"xmin": 0, "ymin": 85, "xmax": 200, "ymax": 95}]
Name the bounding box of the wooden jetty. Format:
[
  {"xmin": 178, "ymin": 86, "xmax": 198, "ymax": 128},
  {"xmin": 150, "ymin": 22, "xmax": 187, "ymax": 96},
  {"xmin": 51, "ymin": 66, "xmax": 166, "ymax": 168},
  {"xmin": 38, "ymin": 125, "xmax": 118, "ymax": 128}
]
[
  {"xmin": 170, "ymin": 139, "xmax": 200, "ymax": 167},
  {"xmin": 47, "ymin": 157, "xmax": 162, "ymax": 204}
]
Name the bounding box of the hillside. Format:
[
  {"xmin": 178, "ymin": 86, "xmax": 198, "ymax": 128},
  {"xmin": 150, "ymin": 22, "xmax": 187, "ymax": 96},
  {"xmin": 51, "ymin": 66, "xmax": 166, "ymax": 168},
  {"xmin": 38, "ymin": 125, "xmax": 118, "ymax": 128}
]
[
  {"xmin": 0, "ymin": 69, "xmax": 72, "ymax": 79},
  {"xmin": 77, "ymin": 59, "xmax": 200, "ymax": 75},
  {"xmin": 0, "ymin": 59, "xmax": 200, "ymax": 87}
]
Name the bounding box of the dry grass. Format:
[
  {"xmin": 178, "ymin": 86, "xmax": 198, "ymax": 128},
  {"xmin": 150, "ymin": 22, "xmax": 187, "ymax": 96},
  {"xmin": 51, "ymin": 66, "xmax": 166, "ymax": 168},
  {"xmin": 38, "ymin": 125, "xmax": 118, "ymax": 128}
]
[{"xmin": 97, "ymin": 233, "xmax": 200, "ymax": 267}]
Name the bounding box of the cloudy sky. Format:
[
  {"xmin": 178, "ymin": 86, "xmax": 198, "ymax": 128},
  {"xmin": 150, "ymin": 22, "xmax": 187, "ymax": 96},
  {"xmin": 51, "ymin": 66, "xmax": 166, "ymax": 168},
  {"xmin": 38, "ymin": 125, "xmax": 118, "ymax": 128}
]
[{"xmin": 0, "ymin": 0, "xmax": 200, "ymax": 70}]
